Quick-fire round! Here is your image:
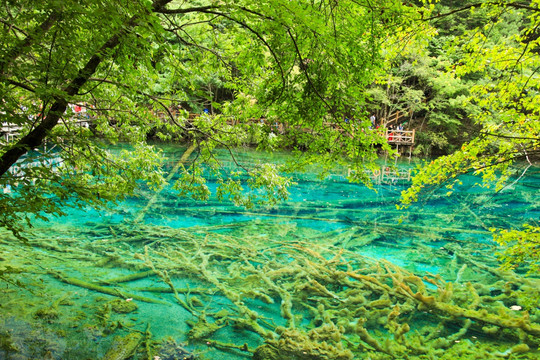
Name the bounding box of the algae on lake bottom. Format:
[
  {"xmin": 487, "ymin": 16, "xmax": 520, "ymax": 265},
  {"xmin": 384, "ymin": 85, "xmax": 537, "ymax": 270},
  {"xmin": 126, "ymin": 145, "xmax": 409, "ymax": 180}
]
[{"xmin": 0, "ymin": 148, "xmax": 539, "ymax": 359}]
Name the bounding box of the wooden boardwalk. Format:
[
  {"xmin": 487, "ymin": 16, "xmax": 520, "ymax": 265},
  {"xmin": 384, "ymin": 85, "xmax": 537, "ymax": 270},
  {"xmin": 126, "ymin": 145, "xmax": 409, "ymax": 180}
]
[
  {"xmin": 385, "ymin": 129, "xmax": 415, "ymax": 145},
  {"xmin": 2, "ymin": 118, "xmax": 90, "ymax": 143},
  {"xmin": 1, "ymin": 122, "xmax": 23, "ymax": 142}
]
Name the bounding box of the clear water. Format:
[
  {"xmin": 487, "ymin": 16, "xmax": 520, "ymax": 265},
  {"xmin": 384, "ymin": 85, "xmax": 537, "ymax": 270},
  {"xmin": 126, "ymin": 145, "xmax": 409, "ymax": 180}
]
[{"xmin": 0, "ymin": 144, "xmax": 539, "ymax": 360}]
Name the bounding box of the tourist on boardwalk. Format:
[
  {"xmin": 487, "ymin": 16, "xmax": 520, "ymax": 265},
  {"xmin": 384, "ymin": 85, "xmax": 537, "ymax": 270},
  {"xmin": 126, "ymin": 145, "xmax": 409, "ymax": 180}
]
[
  {"xmin": 370, "ymin": 113, "xmax": 376, "ymax": 128},
  {"xmin": 396, "ymin": 123, "xmax": 403, "ymax": 142}
]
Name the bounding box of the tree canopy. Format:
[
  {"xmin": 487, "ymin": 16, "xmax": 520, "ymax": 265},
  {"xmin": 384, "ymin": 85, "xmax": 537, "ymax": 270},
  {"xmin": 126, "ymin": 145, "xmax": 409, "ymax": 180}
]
[
  {"xmin": 400, "ymin": 0, "xmax": 540, "ymax": 273},
  {"xmin": 0, "ymin": 0, "xmax": 538, "ymax": 274},
  {"xmin": 0, "ymin": 0, "xmax": 419, "ymax": 235}
]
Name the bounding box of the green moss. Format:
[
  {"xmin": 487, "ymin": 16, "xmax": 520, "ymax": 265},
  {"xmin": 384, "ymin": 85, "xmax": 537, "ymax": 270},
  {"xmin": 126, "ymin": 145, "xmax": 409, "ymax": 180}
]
[
  {"xmin": 103, "ymin": 332, "xmax": 143, "ymax": 360},
  {"xmin": 108, "ymin": 299, "xmax": 138, "ymax": 314},
  {"xmin": 0, "ymin": 330, "xmax": 19, "ymax": 353},
  {"xmin": 33, "ymin": 306, "xmax": 59, "ymax": 321},
  {"xmin": 186, "ymin": 313, "xmax": 225, "ymax": 340},
  {"xmin": 253, "ymin": 326, "xmax": 353, "ymax": 360}
]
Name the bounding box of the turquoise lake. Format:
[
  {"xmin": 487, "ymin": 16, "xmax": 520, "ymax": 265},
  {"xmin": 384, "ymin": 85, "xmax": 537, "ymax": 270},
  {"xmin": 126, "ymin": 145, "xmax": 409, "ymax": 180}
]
[{"xmin": 0, "ymin": 144, "xmax": 539, "ymax": 359}]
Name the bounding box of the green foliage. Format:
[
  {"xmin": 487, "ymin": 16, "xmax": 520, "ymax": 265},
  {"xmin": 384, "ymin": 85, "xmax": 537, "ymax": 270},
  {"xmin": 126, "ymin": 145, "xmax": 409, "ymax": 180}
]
[
  {"xmin": 403, "ymin": 1, "xmax": 539, "ymax": 201},
  {"xmin": 2, "ymin": 0, "xmax": 536, "ymax": 269},
  {"xmin": 493, "ymin": 224, "xmax": 540, "ymax": 274},
  {"xmin": 367, "ymin": 23, "xmax": 477, "ymax": 156},
  {"xmin": 1, "ymin": 0, "xmax": 423, "ymax": 234},
  {"xmin": 401, "ymin": 1, "xmax": 540, "ymax": 272}
]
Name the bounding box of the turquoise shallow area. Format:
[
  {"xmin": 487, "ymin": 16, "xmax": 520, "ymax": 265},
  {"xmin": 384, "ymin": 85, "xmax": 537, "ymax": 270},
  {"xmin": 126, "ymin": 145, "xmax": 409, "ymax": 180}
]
[{"xmin": 1, "ymin": 145, "xmax": 539, "ymax": 359}]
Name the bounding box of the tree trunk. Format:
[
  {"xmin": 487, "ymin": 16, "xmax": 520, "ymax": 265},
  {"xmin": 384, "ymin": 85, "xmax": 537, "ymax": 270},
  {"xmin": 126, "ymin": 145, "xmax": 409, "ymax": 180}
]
[{"xmin": 0, "ymin": 0, "xmax": 174, "ymax": 177}]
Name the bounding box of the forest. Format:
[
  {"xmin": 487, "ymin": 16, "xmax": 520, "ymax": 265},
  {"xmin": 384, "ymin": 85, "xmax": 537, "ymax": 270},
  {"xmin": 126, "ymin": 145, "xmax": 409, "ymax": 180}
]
[{"xmin": 0, "ymin": 0, "xmax": 539, "ymax": 359}]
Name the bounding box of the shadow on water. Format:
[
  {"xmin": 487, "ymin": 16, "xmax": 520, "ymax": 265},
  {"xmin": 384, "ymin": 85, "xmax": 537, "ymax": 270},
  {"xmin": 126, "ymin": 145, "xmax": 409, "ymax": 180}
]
[{"xmin": 0, "ymin": 145, "xmax": 539, "ymax": 359}]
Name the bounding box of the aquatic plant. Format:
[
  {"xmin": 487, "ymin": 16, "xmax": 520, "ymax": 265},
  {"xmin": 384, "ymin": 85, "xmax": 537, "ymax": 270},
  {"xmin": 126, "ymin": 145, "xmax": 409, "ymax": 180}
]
[
  {"xmin": 2, "ymin": 214, "xmax": 538, "ymax": 359},
  {"xmin": 0, "ymin": 151, "xmax": 538, "ymax": 359},
  {"xmin": 0, "ymin": 317, "xmax": 66, "ymax": 359}
]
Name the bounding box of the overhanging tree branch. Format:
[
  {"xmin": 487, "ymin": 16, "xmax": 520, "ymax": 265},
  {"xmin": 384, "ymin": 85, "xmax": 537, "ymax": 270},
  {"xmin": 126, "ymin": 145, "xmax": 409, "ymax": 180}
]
[
  {"xmin": 0, "ymin": 0, "xmax": 175, "ymax": 177},
  {"xmin": 286, "ymin": 28, "xmax": 333, "ymax": 113},
  {"xmin": 424, "ymin": 1, "xmax": 539, "ymax": 22},
  {"xmin": 155, "ymin": 5, "xmax": 221, "ymax": 14},
  {"xmin": 0, "ymin": 18, "xmax": 28, "ymax": 36},
  {"xmin": 0, "ymin": 10, "xmax": 61, "ymax": 74},
  {"xmin": 86, "ymin": 77, "xmax": 186, "ymax": 129},
  {"xmin": 479, "ymin": 132, "xmax": 540, "ymax": 141},
  {"xmin": 5, "ymin": 78, "xmax": 35, "ymax": 92},
  {"xmin": 178, "ymin": 8, "xmax": 287, "ymax": 101}
]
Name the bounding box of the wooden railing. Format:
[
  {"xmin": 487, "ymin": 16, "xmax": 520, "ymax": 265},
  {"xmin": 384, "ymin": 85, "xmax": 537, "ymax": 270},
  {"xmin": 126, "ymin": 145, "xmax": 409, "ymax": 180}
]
[
  {"xmin": 1, "ymin": 122, "xmax": 23, "ymax": 142},
  {"xmin": 385, "ymin": 111, "xmax": 402, "ymax": 126},
  {"xmin": 2, "ymin": 117, "xmax": 91, "ymax": 143},
  {"xmin": 2, "ymin": 112, "xmax": 416, "ymax": 148},
  {"xmin": 385, "ymin": 129, "xmax": 415, "ymax": 145}
]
